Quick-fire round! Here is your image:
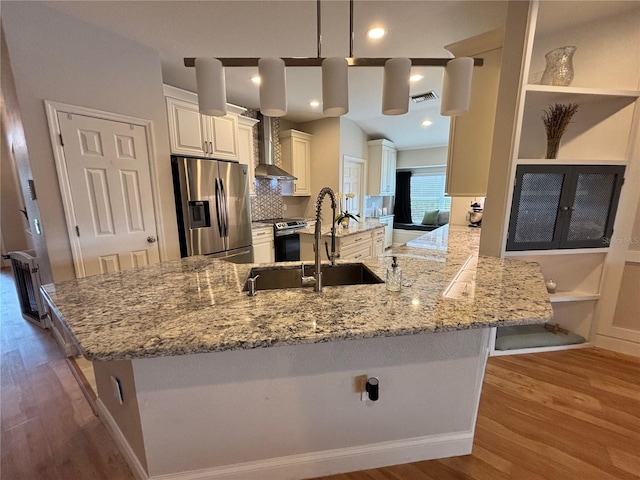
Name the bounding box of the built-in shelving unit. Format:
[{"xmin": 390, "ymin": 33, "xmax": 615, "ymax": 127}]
[{"xmin": 489, "ymin": 1, "xmax": 640, "ymax": 356}]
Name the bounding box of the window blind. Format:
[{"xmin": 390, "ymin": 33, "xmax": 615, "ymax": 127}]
[{"xmin": 410, "ymin": 173, "xmax": 451, "ymax": 224}]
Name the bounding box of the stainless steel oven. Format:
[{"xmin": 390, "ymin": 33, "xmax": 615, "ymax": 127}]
[{"xmin": 269, "ymin": 219, "xmax": 307, "ymax": 262}]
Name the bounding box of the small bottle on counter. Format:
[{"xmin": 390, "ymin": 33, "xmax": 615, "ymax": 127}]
[{"xmin": 386, "ymin": 256, "xmax": 402, "ymax": 292}]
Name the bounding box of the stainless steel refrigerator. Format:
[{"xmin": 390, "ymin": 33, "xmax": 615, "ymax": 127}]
[{"xmin": 172, "ymin": 156, "xmax": 253, "ymax": 263}]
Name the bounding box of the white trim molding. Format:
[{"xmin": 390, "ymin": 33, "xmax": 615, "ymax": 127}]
[{"xmin": 151, "ymin": 432, "xmax": 473, "ymax": 480}]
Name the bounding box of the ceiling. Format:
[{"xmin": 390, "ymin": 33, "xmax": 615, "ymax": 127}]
[{"xmin": 42, "ymin": 1, "xmax": 638, "ymax": 150}]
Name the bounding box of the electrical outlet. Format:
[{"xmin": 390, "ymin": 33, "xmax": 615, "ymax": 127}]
[{"xmin": 110, "ymin": 376, "xmax": 124, "ymax": 405}]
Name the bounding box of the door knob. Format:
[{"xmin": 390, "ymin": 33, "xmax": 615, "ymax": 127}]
[{"xmin": 147, "ymin": 236, "xmax": 157, "ymax": 243}]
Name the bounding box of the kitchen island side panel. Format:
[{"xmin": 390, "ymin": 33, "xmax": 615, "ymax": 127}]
[{"xmin": 124, "ymin": 329, "xmax": 488, "ymax": 478}]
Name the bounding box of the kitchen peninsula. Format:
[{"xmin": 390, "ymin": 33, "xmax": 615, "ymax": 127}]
[{"xmin": 41, "ymin": 225, "xmax": 552, "ymax": 480}]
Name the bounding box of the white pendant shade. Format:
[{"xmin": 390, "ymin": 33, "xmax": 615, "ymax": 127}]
[
  {"xmin": 382, "ymin": 58, "xmax": 411, "ymax": 116},
  {"xmin": 440, "ymin": 57, "xmax": 474, "ymax": 116},
  {"xmin": 259, "ymin": 57, "xmax": 287, "ymax": 117},
  {"xmin": 195, "ymin": 58, "xmax": 227, "ymax": 117},
  {"xmin": 322, "ymin": 57, "xmax": 349, "ymax": 116}
]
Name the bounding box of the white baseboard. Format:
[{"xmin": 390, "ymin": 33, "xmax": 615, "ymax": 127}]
[
  {"xmin": 96, "ymin": 399, "xmax": 150, "ymax": 480},
  {"xmin": 98, "ymin": 397, "xmax": 472, "ymax": 480},
  {"xmin": 152, "ymin": 432, "xmax": 473, "ymax": 480},
  {"xmin": 595, "ymin": 335, "xmax": 640, "ymax": 357}
]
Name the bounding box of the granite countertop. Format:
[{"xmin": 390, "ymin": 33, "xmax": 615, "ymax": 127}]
[
  {"xmin": 298, "ymin": 220, "xmax": 384, "ymax": 238},
  {"xmin": 41, "ymin": 224, "xmax": 553, "ymax": 361}
]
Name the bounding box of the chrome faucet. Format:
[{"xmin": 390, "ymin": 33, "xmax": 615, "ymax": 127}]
[{"xmin": 313, "ymin": 187, "xmax": 339, "ymax": 292}]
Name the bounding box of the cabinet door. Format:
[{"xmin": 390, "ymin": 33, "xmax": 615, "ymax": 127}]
[
  {"xmin": 238, "ymin": 124, "xmax": 255, "ymax": 195},
  {"xmin": 166, "ymin": 97, "xmax": 206, "ymax": 156},
  {"xmin": 559, "ymin": 166, "xmax": 625, "ymax": 249},
  {"xmin": 252, "ymin": 228, "xmax": 274, "ymax": 263},
  {"xmin": 383, "ymin": 147, "xmax": 397, "ymax": 195},
  {"xmin": 507, "ymin": 165, "xmax": 625, "ymax": 251},
  {"xmin": 291, "ymin": 136, "xmax": 311, "ymax": 195},
  {"xmin": 209, "ymin": 115, "xmax": 239, "ymax": 160},
  {"xmin": 380, "ymin": 218, "xmax": 394, "ymax": 249}
]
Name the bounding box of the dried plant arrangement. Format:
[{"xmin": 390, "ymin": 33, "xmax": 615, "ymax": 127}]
[{"xmin": 542, "ymin": 102, "xmax": 579, "ymax": 159}]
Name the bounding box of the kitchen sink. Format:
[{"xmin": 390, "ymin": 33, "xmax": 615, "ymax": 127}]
[{"xmin": 243, "ymin": 263, "xmax": 384, "ymax": 292}]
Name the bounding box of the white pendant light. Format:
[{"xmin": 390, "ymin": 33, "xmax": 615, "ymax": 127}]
[
  {"xmin": 440, "ymin": 57, "xmax": 474, "ymax": 116},
  {"xmin": 382, "ymin": 58, "xmax": 411, "ymax": 115},
  {"xmin": 258, "ymin": 57, "xmax": 287, "ymax": 117},
  {"xmin": 194, "ymin": 58, "xmax": 227, "ymax": 117},
  {"xmin": 322, "ymin": 57, "xmax": 349, "ymax": 116}
]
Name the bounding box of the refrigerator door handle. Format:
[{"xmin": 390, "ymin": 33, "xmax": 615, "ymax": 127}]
[
  {"xmin": 219, "ymin": 178, "xmax": 229, "ymax": 238},
  {"xmin": 214, "ymin": 178, "xmax": 224, "ymax": 238}
]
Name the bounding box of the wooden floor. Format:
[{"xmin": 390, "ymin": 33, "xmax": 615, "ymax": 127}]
[{"xmin": 1, "ymin": 268, "xmax": 639, "ymax": 480}]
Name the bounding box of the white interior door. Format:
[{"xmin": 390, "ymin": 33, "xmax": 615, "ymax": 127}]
[
  {"xmin": 57, "ymin": 113, "xmax": 160, "ymax": 277},
  {"xmin": 343, "ymin": 158, "xmax": 364, "ymax": 217}
]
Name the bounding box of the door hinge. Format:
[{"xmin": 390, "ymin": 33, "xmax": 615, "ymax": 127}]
[
  {"xmin": 75, "ymin": 225, "xmax": 80, "ymax": 237},
  {"xmin": 59, "ymin": 133, "xmax": 64, "ymax": 146}
]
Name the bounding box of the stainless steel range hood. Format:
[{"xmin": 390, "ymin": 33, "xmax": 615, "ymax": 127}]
[{"xmin": 255, "ymin": 114, "xmax": 297, "ymax": 180}]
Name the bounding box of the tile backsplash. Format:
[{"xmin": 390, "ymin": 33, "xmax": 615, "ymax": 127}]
[
  {"xmin": 251, "ymin": 178, "xmax": 283, "ymax": 220},
  {"xmin": 245, "ymin": 112, "xmax": 285, "ymax": 220}
]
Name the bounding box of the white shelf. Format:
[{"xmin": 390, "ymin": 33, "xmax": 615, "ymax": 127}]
[
  {"xmin": 515, "ymin": 159, "xmax": 628, "ymax": 166},
  {"xmin": 491, "ymin": 342, "xmax": 592, "ymax": 356},
  {"xmin": 504, "ymin": 248, "xmax": 609, "ymax": 257},
  {"xmin": 549, "ymin": 292, "xmax": 600, "ymax": 303},
  {"xmin": 524, "ymin": 84, "xmax": 640, "ymax": 99}
]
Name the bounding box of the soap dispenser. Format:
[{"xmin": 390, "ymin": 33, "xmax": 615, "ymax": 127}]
[{"xmin": 386, "ymin": 256, "xmax": 402, "ymax": 292}]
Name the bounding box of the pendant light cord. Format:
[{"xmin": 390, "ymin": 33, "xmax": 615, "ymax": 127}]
[
  {"xmin": 317, "ymin": 0, "xmax": 322, "ymax": 58},
  {"xmin": 349, "ymin": 0, "xmax": 354, "ymax": 58}
]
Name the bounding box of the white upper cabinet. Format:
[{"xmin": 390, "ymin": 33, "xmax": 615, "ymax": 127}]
[
  {"xmin": 166, "ymin": 97, "xmax": 206, "ymax": 157},
  {"xmin": 367, "ymin": 139, "xmax": 397, "ymax": 196},
  {"xmin": 164, "ymin": 85, "xmax": 243, "ymax": 161},
  {"xmin": 281, "ymin": 129, "xmax": 312, "ymax": 197},
  {"xmin": 237, "ymin": 116, "xmax": 259, "ymax": 196}
]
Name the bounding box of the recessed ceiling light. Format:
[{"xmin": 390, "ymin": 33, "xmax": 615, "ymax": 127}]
[
  {"xmin": 309, "ymin": 100, "xmax": 320, "ymax": 108},
  {"xmin": 410, "ymin": 74, "xmax": 424, "ymax": 82},
  {"xmin": 421, "ymin": 120, "xmax": 433, "ymax": 127},
  {"xmin": 250, "ymin": 75, "xmax": 261, "ymax": 85},
  {"xmin": 367, "ymin": 27, "xmax": 386, "ymax": 39}
]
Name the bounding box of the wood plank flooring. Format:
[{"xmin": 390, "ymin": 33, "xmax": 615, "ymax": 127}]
[{"xmin": 1, "ymin": 268, "xmax": 638, "ymax": 480}]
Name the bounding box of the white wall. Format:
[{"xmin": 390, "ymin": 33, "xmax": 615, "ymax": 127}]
[
  {"xmin": 2, "ymin": 2, "xmax": 179, "ymax": 282},
  {"xmin": 110, "ymin": 330, "xmax": 488, "ymax": 477}
]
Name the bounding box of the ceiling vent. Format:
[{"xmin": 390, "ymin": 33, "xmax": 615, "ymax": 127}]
[{"xmin": 411, "ymin": 90, "xmax": 439, "ymax": 103}]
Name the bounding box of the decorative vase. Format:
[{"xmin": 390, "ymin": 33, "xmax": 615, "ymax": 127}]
[
  {"xmin": 545, "ymin": 279, "xmax": 557, "ymax": 294},
  {"xmin": 540, "ymin": 46, "xmax": 576, "ymax": 87},
  {"xmin": 340, "ymin": 217, "xmax": 350, "ymax": 228}
]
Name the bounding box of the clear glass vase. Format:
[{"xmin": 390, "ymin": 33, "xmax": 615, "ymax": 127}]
[{"xmin": 540, "ymin": 46, "xmax": 576, "ymax": 87}]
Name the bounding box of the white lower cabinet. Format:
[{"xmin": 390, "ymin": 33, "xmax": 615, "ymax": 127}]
[
  {"xmin": 252, "ymin": 227, "xmax": 274, "ymax": 264},
  {"xmin": 300, "ymin": 227, "xmax": 384, "ymax": 261},
  {"xmin": 373, "ymin": 227, "xmax": 385, "ymax": 258},
  {"xmin": 378, "ymin": 215, "xmax": 394, "ymax": 249}
]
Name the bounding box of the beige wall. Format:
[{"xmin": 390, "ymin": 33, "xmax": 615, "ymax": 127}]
[
  {"xmin": 2, "ymin": 2, "xmax": 179, "ymax": 283},
  {"xmin": 340, "ymin": 117, "xmax": 369, "ymax": 160},
  {"xmin": 0, "ymin": 96, "xmax": 32, "ymax": 255},
  {"xmin": 396, "ymin": 146, "xmax": 447, "ymax": 169},
  {"xmin": 1, "ymin": 25, "xmax": 47, "ymax": 277},
  {"xmin": 302, "ymin": 117, "xmax": 341, "ymax": 222}
]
